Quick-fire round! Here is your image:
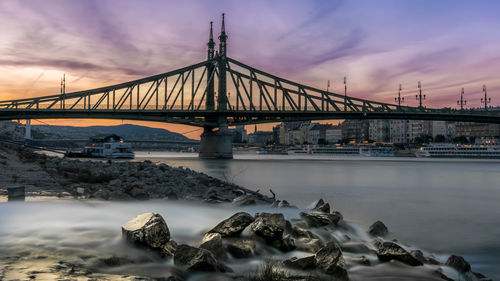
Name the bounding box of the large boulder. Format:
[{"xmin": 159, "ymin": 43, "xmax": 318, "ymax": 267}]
[
  {"xmin": 445, "ymin": 255, "xmax": 471, "ymax": 273},
  {"xmin": 283, "ymin": 255, "xmax": 316, "ymax": 270},
  {"xmin": 376, "ymin": 242, "xmax": 423, "ymax": 266},
  {"xmin": 200, "ymin": 233, "xmax": 227, "ymax": 260},
  {"xmin": 251, "ymin": 213, "xmax": 286, "ymax": 241},
  {"xmin": 271, "ymin": 234, "xmax": 296, "ymax": 252},
  {"xmin": 161, "ymin": 240, "xmax": 178, "ymax": 258},
  {"xmin": 174, "ymin": 244, "xmax": 225, "ymax": 272},
  {"xmin": 122, "ymin": 213, "xmax": 170, "ymax": 253},
  {"xmin": 300, "ymin": 211, "xmax": 341, "ymax": 227},
  {"xmin": 296, "ymin": 238, "xmax": 325, "ymax": 253},
  {"xmin": 226, "ymin": 239, "xmax": 256, "ymax": 258},
  {"xmin": 315, "ymin": 242, "xmax": 349, "ymax": 280},
  {"xmin": 368, "ymin": 221, "xmax": 389, "ymax": 237},
  {"xmin": 208, "ymin": 212, "xmax": 255, "ymax": 237},
  {"xmin": 291, "ymin": 225, "xmax": 319, "ymax": 239}
]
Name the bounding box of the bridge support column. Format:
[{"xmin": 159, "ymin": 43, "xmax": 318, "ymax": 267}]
[{"xmin": 199, "ymin": 127, "xmax": 233, "ymax": 159}]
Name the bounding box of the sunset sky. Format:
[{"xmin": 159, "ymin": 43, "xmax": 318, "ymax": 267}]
[{"xmin": 0, "ymin": 0, "xmax": 499, "ymax": 139}]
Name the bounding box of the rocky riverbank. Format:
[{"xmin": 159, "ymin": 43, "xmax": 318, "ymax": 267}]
[
  {"xmin": 0, "ymin": 143, "xmax": 273, "ymax": 203},
  {"xmin": 0, "ymin": 143, "xmax": 492, "ymax": 281}
]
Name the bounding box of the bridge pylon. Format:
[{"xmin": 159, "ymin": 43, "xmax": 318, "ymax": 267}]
[{"xmin": 199, "ymin": 14, "xmax": 233, "ymax": 159}]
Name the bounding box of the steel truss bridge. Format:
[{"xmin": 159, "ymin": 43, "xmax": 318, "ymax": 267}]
[{"xmin": 1, "ymin": 16, "xmax": 499, "ymax": 128}]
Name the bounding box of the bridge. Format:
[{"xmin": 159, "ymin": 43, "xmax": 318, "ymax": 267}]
[{"xmin": 1, "ymin": 14, "xmax": 499, "ymax": 158}]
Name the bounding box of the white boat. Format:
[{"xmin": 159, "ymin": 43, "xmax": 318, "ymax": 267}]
[
  {"xmin": 66, "ymin": 134, "xmax": 134, "ymax": 159},
  {"xmin": 288, "ymin": 145, "xmax": 360, "ymax": 155},
  {"xmin": 416, "ymin": 144, "xmax": 500, "ymax": 158}
]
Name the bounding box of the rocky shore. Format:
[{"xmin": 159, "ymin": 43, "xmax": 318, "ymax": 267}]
[
  {"xmin": 0, "ymin": 143, "xmax": 492, "ymax": 281},
  {"xmin": 0, "ymin": 143, "xmax": 273, "ymax": 204}
]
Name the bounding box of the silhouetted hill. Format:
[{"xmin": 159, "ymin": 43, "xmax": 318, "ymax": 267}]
[{"xmin": 33, "ymin": 124, "xmax": 190, "ymax": 141}]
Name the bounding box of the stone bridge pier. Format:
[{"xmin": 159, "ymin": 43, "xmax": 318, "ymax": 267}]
[{"xmin": 199, "ymin": 126, "xmax": 233, "ymax": 159}]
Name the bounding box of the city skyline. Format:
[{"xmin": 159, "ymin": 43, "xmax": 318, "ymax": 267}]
[{"xmin": 1, "ymin": 0, "xmax": 499, "ymax": 138}]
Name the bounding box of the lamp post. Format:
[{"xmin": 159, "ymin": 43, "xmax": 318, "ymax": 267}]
[
  {"xmin": 394, "ymin": 84, "xmax": 404, "ymax": 106},
  {"xmin": 457, "ymin": 87, "xmax": 466, "ymax": 110},
  {"xmin": 481, "ymin": 85, "xmax": 491, "ymax": 110},
  {"xmin": 416, "ymin": 81, "xmax": 426, "ymax": 108}
]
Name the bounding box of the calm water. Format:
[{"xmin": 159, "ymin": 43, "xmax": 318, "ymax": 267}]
[{"xmin": 136, "ymin": 152, "xmax": 500, "ymax": 278}]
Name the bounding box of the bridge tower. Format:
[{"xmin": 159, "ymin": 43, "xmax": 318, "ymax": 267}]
[{"xmin": 199, "ymin": 14, "xmax": 233, "ymax": 159}]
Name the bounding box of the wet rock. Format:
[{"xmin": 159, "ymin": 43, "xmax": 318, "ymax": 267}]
[
  {"xmin": 296, "ymin": 238, "xmax": 325, "ymax": 253},
  {"xmin": 283, "ymin": 255, "xmax": 316, "ymax": 270},
  {"xmin": 300, "ymin": 211, "xmax": 341, "ymax": 227},
  {"xmin": 251, "ymin": 213, "xmax": 286, "ymax": 241},
  {"xmin": 368, "ymin": 220, "xmax": 389, "ymax": 237},
  {"xmin": 315, "ymin": 241, "xmax": 349, "ymax": 280},
  {"xmin": 307, "ymin": 198, "xmax": 330, "ymax": 213},
  {"xmin": 200, "ymin": 233, "xmax": 227, "ymax": 260},
  {"xmin": 341, "ymin": 242, "xmax": 374, "ymax": 254},
  {"xmin": 376, "ymin": 242, "xmax": 423, "ymax": 266},
  {"xmin": 208, "ymin": 212, "xmax": 255, "ymax": 237},
  {"xmin": 98, "ymin": 256, "xmax": 130, "ymax": 267},
  {"xmin": 291, "ymin": 225, "xmax": 319, "ymax": 239},
  {"xmin": 271, "ymin": 234, "xmax": 296, "ymax": 252},
  {"xmin": 307, "ymin": 198, "xmax": 325, "ymax": 210},
  {"xmin": 232, "ymin": 195, "xmax": 256, "ymax": 206},
  {"xmin": 226, "ymin": 239, "xmax": 256, "ymax": 258},
  {"xmin": 122, "ymin": 213, "xmax": 170, "ymax": 253},
  {"xmin": 161, "ymin": 240, "xmax": 178, "ymax": 258},
  {"xmin": 410, "ymin": 250, "xmax": 427, "ymax": 265},
  {"xmin": 445, "ymin": 255, "xmax": 471, "ymax": 273},
  {"xmin": 174, "ymin": 244, "xmax": 219, "ymax": 272}
]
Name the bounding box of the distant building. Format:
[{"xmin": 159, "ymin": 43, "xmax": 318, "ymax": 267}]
[
  {"xmin": 325, "ymin": 125, "xmax": 342, "ymax": 144},
  {"xmin": 308, "ymin": 124, "xmax": 331, "ymax": 144},
  {"xmin": 369, "ymin": 120, "xmax": 390, "ymax": 142},
  {"xmin": 455, "ymin": 122, "xmax": 500, "ymax": 143},
  {"xmin": 432, "ymin": 121, "xmax": 455, "ymax": 141},
  {"xmin": 278, "ymin": 121, "xmax": 311, "ymax": 145},
  {"xmin": 390, "ymin": 120, "xmax": 410, "ymax": 144},
  {"xmin": 229, "ymin": 125, "xmax": 247, "ymax": 143},
  {"xmin": 248, "ymin": 131, "xmax": 273, "ymax": 145},
  {"xmin": 341, "ymin": 120, "xmax": 369, "ymax": 142}
]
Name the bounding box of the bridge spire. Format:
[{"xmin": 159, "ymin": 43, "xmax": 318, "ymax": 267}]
[
  {"xmin": 218, "ymin": 13, "xmax": 228, "ymax": 57},
  {"xmin": 481, "ymin": 85, "xmax": 491, "ymax": 110},
  {"xmin": 207, "ymin": 21, "xmax": 215, "ymax": 60},
  {"xmin": 457, "ymin": 87, "xmax": 466, "ymax": 110}
]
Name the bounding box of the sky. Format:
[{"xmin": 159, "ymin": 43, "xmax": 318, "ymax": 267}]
[{"xmin": 0, "ymin": 0, "xmax": 499, "ymax": 139}]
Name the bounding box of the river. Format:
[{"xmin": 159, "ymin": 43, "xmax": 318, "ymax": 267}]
[{"xmin": 135, "ymin": 151, "xmax": 500, "ymax": 279}]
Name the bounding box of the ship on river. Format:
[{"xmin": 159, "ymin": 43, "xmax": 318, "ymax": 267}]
[
  {"xmin": 65, "ymin": 134, "xmax": 134, "ymax": 159},
  {"xmin": 416, "ymin": 143, "xmax": 500, "ymax": 158}
]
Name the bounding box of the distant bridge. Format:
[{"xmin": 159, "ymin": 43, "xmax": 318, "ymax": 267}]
[{"xmin": 1, "ymin": 15, "xmax": 498, "ymax": 157}]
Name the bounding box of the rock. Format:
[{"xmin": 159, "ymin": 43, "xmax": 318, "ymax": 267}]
[
  {"xmin": 283, "ymin": 255, "xmax": 316, "ymax": 270},
  {"xmin": 208, "ymin": 212, "xmax": 255, "ymax": 237},
  {"xmin": 200, "ymin": 233, "xmax": 227, "ymax": 260},
  {"xmin": 271, "ymin": 234, "xmax": 296, "ymax": 252},
  {"xmin": 307, "ymin": 198, "xmax": 325, "ymax": 210},
  {"xmin": 291, "ymin": 226, "xmax": 318, "ymax": 239},
  {"xmin": 108, "ymin": 190, "xmax": 133, "ymax": 201},
  {"xmin": 368, "ymin": 221, "xmax": 389, "ymax": 237},
  {"xmin": 300, "ymin": 211, "xmax": 341, "ymax": 227},
  {"xmin": 128, "ymin": 186, "xmax": 149, "ymax": 200},
  {"xmin": 315, "ymin": 202, "xmax": 330, "ymax": 213},
  {"xmin": 251, "ymin": 213, "xmax": 286, "ymax": 241},
  {"xmin": 91, "ymin": 189, "xmax": 110, "ymax": 200},
  {"xmin": 376, "ymin": 242, "xmax": 423, "ymax": 266},
  {"xmin": 232, "ymin": 195, "xmax": 256, "ymax": 206},
  {"xmin": 161, "ymin": 240, "xmax": 178, "ymax": 258},
  {"xmin": 122, "ymin": 213, "xmax": 170, "ymax": 253},
  {"xmin": 315, "ymin": 241, "xmax": 349, "ymax": 280},
  {"xmin": 410, "ymin": 250, "xmax": 427, "ymax": 265},
  {"xmin": 341, "ymin": 242, "xmax": 374, "ymax": 254},
  {"xmin": 296, "ymin": 238, "xmax": 325, "ymax": 253},
  {"xmin": 445, "ymin": 255, "xmax": 471, "ymax": 273},
  {"xmin": 226, "ymin": 239, "xmax": 256, "ymax": 258},
  {"xmin": 174, "ymin": 244, "xmax": 219, "ymax": 272},
  {"xmin": 473, "ymin": 272, "xmax": 492, "ymax": 281}
]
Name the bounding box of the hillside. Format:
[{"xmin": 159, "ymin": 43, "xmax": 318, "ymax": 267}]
[{"xmin": 33, "ymin": 124, "xmax": 191, "ymax": 141}]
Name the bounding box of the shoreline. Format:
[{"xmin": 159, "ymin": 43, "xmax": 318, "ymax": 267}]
[{"xmin": 0, "ymin": 143, "xmax": 493, "ymax": 281}]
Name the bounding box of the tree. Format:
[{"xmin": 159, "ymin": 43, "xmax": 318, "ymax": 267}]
[{"xmin": 434, "ymin": 134, "xmax": 446, "ymax": 143}]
